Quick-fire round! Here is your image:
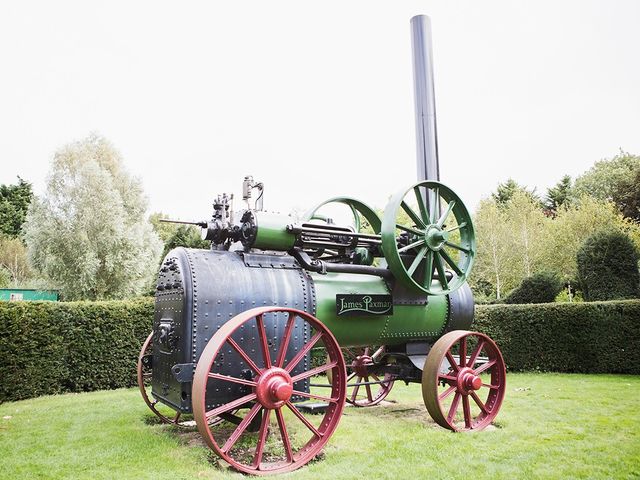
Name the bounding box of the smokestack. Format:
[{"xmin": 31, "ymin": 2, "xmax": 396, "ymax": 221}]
[{"xmin": 411, "ymin": 15, "xmax": 440, "ymax": 182}]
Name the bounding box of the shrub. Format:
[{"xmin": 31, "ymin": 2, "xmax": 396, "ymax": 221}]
[
  {"xmin": 474, "ymin": 300, "xmax": 640, "ymax": 373},
  {"xmin": 0, "ymin": 298, "xmax": 153, "ymax": 402},
  {"xmin": 503, "ymin": 272, "xmax": 563, "ymax": 304},
  {"xmin": 576, "ymin": 229, "xmax": 640, "ymax": 301}
]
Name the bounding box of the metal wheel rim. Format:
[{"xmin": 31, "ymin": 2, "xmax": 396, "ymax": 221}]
[
  {"xmin": 302, "ymin": 197, "xmax": 382, "ymax": 234},
  {"xmin": 382, "ymin": 180, "xmax": 475, "ymax": 295},
  {"xmin": 422, "ymin": 330, "xmax": 506, "ymax": 431},
  {"xmin": 192, "ymin": 307, "xmax": 347, "ymax": 475}
]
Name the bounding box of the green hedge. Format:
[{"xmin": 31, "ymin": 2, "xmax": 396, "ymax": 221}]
[
  {"xmin": 0, "ymin": 299, "xmax": 153, "ymax": 402},
  {"xmin": 1, "ymin": 298, "xmax": 638, "ymax": 403},
  {"xmin": 474, "ymin": 300, "xmax": 640, "ymax": 374}
]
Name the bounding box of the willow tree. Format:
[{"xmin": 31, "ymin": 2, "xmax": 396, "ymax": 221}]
[{"xmin": 23, "ymin": 134, "xmax": 162, "ymax": 300}]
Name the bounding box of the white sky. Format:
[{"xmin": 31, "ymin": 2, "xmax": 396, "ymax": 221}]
[{"xmin": 1, "ymin": 1, "xmax": 639, "ymax": 222}]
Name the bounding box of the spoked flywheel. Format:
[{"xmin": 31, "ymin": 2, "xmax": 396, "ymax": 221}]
[
  {"xmin": 192, "ymin": 307, "xmax": 346, "ymax": 475},
  {"xmin": 422, "ymin": 330, "xmax": 506, "ymax": 431},
  {"xmin": 382, "ymin": 181, "xmax": 475, "ymax": 295}
]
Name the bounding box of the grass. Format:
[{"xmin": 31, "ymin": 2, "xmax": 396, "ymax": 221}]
[{"xmin": 1, "ymin": 373, "xmax": 639, "ymax": 479}]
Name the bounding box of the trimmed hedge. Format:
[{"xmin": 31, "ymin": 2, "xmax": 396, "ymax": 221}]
[
  {"xmin": 1, "ymin": 298, "xmax": 638, "ymax": 402},
  {"xmin": 0, "ymin": 298, "xmax": 153, "ymax": 402},
  {"xmin": 475, "ymin": 300, "xmax": 640, "ymax": 374}
]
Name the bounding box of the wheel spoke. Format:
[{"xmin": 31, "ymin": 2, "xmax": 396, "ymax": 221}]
[
  {"xmin": 346, "ymin": 371, "xmax": 358, "ymax": 382},
  {"xmin": 284, "ymin": 331, "xmax": 323, "ymax": 373},
  {"xmin": 482, "ymin": 383, "xmax": 500, "ymax": 390},
  {"xmin": 470, "ymin": 391, "xmax": 488, "ymax": 414},
  {"xmin": 462, "ymin": 395, "xmax": 472, "ymax": 428},
  {"xmin": 206, "ymin": 393, "xmax": 257, "ymax": 419},
  {"xmin": 447, "ymin": 392, "xmax": 461, "ymax": 423},
  {"xmin": 173, "ymin": 412, "xmax": 181, "ymax": 424},
  {"xmin": 227, "ymin": 337, "xmax": 263, "ymax": 375},
  {"xmin": 444, "ymin": 241, "xmax": 470, "ymax": 253},
  {"xmin": 275, "ymin": 313, "xmax": 296, "ymax": 368},
  {"xmin": 474, "ymin": 359, "xmax": 496, "ymax": 375},
  {"xmin": 292, "ymin": 390, "xmax": 339, "ymax": 403},
  {"xmin": 221, "ymin": 403, "xmax": 262, "ymax": 453},
  {"xmin": 401, "ymin": 201, "xmax": 426, "ymax": 229},
  {"xmin": 437, "ymin": 200, "xmax": 456, "ymax": 228},
  {"xmin": 429, "ymin": 187, "xmax": 440, "ymax": 224},
  {"xmin": 208, "ymin": 372, "xmax": 257, "ymax": 387},
  {"xmin": 439, "ymin": 374, "xmax": 457, "ymax": 383},
  {"xmin": 350, "ymin": 378, "xmax": 361, "ymax": 402},
  {"xmin": 275, "ymin": 408, "xmax": 294, "ymax": 463},
  {"xmin": 445, "ymin": 222, "xmax": 467, "ymax": 233},
  {"xmin": 459, "ymin": 337, "xmax": 467, "ymax": 368},
  {"xmin": 446, "ymin": 351, "xmax": 460, "ymax": 372},
  {"xmin": 413, "ymin": 186, "xmax": 431, "ymax": 224},
  {"xmin": 252, "ymin": 408, "xmax": 271, "ymax": 469},
  {"xmin": 440, "ymin": 248, "xmax": 462, "ymax": 276},
  {"xmin": 397, "ymin": 224, "xmax": 424, "ymax": 236},
  {"xmin": 364, "ymin": 376, "xmax": 373, "ymax": 402},
  {"xmin": 291, "ymin": 360, "xmax": 338, "ymax": 383},
  {"xmin": 467, "ymin": 340, "xmax": 485, "ymax": 368},
  {"xmin": 408, "ymin": 246, "xmax": 428, "ymax": 276},
  {"xmin": 286, "ymin": 401, "xmax": 322, "ymax": 438},
  {"xmin": 434, "ymin": 252, "xmax": 449, "ymax": 289},
  {"xmin": 398, "ymin": 238, "xmax": 426, "ymax": 254},
  {"xmin": 255, "ymin": 314, "xmax": 272, "ymax": 369},
  {"xmin": 439, "ymin": 384, "xmax": 456, "ymax": 401},
  {"xmin": 424, "ymin": 250, "xmax": 434, "ymax": 288}
]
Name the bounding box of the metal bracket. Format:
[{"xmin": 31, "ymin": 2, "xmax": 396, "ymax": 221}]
[{"xmin": 171, "ymin": 363, "xmax": 196, "ymax": 383}]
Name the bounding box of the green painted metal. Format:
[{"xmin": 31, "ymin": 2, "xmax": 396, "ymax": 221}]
[
  {"xmin": 302, "ymin": 197, "xmax": 382, "ymax": 233},
  {"xmin": 253, "ymin": 212, "xmax": 296, "ymax": 250},
  {"xmin": 311, "ymin": 272, "xmax": 449, "ymax": 347},
  {"xmin": 382, "ymin": 181, "xmax": 475, "ymax": 295},
  {"xmin": 0, "ymin": 289, "xmax": 59, "ymax": 301}
]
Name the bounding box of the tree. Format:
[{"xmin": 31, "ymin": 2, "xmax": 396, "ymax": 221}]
[
  {"xmin": 473, "ymin": 199, "xmax": 513, "ymax": 299},
  {"xmin": 574, "ymin": 151, "xmax": 640, "ymax": 221},
  {"xmin": 0, "ymin": 177, "xmax": 33, "ymax": 237},
  {"xmin": 0, "ymin": 236, "xmax": 31, "ymax": 286},
  {"xmin": 576, "ymin": 229, "xmax": 640, "ymax": 301},
  {"xmin": 491, "ymin": 178, "xmax": 541, "ymax": 208},
  {"xmin": 544, "ymin": 175, "xmax": 573, "ymax": 217},
  {"xmin": 23, "ymin": 134, "xmax": 163, "ymax": 300},
  {"xmin": 542, "ymin": 196, "xmax": 640, "ymax": 284},
  {"xmin": 161, "ymin": 225, "xmax": 209, "ymax": 258}
]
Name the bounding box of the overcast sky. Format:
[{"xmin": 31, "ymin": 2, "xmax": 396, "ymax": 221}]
[{"xmin": 1, "ymin": 1, "xmax": 639, "ymax": 221}]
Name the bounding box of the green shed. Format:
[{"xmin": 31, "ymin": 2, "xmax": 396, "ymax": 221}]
[{"xmin": 0, "ymin": 289, "xmax": 60, "ymax": 301}]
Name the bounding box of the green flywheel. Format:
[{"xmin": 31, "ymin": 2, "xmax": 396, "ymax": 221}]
[{"xmin": 381, "ymin": 181, "xmax": 475, "ymax": 295}]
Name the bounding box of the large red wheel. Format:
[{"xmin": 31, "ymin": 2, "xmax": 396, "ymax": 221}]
[
  {"xmin": 343, "ymin": 346, "xmax": 395, "ymax": 407},
  {"xmin": 422, "ymin": 330, "xmax": 506, "ymax": 431},
  {"xmin": 192, "ymin": 307, "xmax": 347, "ymax": 475},
  {"xmin": 137, "ymin": 332, "xmax": 193, "ymax": 427}
]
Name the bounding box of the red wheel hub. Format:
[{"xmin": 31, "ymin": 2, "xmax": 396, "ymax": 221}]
[
  {"xmin": 255, "ymin": 367, "xmax": 293, "ymax": 409},
  {"xmin": 457, "ymin": 367, "xmax": 482, "ymax": 393},
  {"xmin": 351, "ymin": 355, "xmax": 372, "ymax": 377}
]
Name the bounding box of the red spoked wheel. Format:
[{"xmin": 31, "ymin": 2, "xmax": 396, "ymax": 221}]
[
  {"xmin": 343, "ymin": 346, "xmax": 394, "ymax": 407},
  {"xmin": 137, "ymin": 332, "xmax": 193, "ymax": 427},
  {"xmin": 192, "ymin": 307, "xmax": 346, "ymax": 475},
  {"xmin": 422, "ymin": 330, "xmax": 506, "ymax": 431}
]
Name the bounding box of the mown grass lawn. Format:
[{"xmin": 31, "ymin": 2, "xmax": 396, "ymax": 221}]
[{"xmin": 1, "ymin": 373, "xmax": 638, "ymax": 480}]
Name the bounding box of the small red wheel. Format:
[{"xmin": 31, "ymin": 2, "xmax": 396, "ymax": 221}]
[
  {"xmin": 137, "ymin": 332, "xmax": 227, "ymax": 428},
  {"xmin": 422, "ymin": 330, "xmax": 506, "ymax": 431},
  {"xmin": 192, "ymin": 307, "xmax": 346, "ymax": 475},
  {"xmin": 343, "ymin": 346, "xmax": 394, "ymax": 407},
  {"xmin": 137, "ymin": 332, "xmax": 192, "ymax": 427}
]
